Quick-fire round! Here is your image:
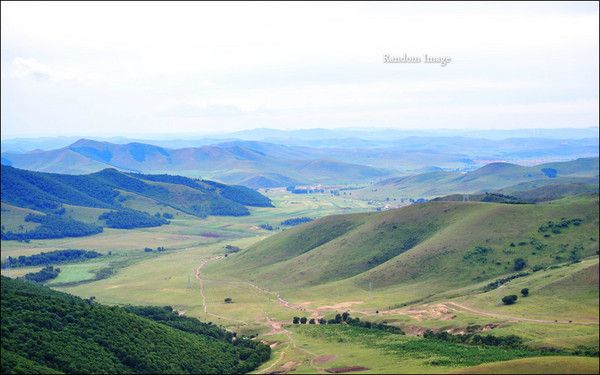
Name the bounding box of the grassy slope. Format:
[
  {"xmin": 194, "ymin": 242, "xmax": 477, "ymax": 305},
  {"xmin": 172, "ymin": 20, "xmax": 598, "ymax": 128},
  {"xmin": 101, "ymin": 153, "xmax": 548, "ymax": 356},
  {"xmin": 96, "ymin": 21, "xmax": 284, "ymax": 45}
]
[
  {"xmin": 453, "ymin": 356, "xmax": 599, "ymax": 374},
  {"xmin": 209, "ymin": 195, "xmax": 599, "ymax": 292},
  {"xmin": 356, "ymin": 157, "xmax": 599, "ymax": 199}
]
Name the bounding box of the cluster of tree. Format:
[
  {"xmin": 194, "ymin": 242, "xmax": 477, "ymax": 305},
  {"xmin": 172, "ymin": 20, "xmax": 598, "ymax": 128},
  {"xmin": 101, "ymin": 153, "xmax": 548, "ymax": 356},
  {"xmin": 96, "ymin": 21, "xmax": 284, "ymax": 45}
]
[
  {"xmin": 99, "ymin": 209, "xmax": 169, "ymax": 229},
  {"xmin": 161, "ymin": 212, "xmax": 174, "ymax": 219},
  {"xmin": 289, "ymin": 188, "xmax": 325, "ymax": 194},
  {"xmin": 1, "ymin": 276, "xmax": 271, "ymax": 374},
  {"xmin": 21, "ymin": 266, "xmax": 61, "ymax": 283},
  {"xmin": 423, "ymin": 330, "xmax": 524, "ymax": 348},
  {"xmin": 480, "ymin": 193, "xmax": 526, "ymax": 204},
  {"xmin": 3, "ymin": 249, "xmax": 103, "ymax": 268},
  {"xmin": 463, "ymin": 246, "xmax": 493, "ymax": 263},
  {"xmin": 143, "ymin": 247, "xmax": 166, "ymax": 253},
  {"xmin": 513, "ymin": 257, "xmax": 527, "ymax": 271},
  {"xmin": 292, "ymin": 312, "xmax": 404, "ymax": 334},
  {"xmin": 1, "ymin": 214, "xmax": 103, "ymax": 241},
  {"xmin": 224, "ymin": 245, "xmax": 241, "ymax": 253},
  {"xmin": 538, "ymin": 218, "xmax": 583, "ymax": 234},
  {"xmin": 281, "ymin": 217, "xmax": 314, "ymax": 226},
  {"xmin": 541, "ymin": 167, "xmax": 558, "ymax": 178},
  {"xmin": 482, "ymin": 272, "xmax": 530, "ymax": 292},
  {"xmin": 259, "ymin": 224, "xmax": 274, "ymax": 231},
  {"xmin": 203, "ymin": 180, "xmax": 274, "ymax": 207}
]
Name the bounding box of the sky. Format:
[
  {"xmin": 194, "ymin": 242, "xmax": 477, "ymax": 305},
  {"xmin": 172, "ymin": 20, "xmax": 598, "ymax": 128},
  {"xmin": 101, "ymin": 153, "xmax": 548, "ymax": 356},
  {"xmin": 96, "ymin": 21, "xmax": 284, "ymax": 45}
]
[{"xmin": 1, "ymin": 1, "xmax": 599, "ymax": 139}]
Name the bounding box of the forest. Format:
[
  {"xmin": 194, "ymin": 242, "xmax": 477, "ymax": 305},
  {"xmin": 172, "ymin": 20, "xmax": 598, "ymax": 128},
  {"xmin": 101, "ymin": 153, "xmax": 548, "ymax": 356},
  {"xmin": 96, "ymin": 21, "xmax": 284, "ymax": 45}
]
[{"xmin": 1, "ymin": 277, "xmax": 271, "ymax": 374}]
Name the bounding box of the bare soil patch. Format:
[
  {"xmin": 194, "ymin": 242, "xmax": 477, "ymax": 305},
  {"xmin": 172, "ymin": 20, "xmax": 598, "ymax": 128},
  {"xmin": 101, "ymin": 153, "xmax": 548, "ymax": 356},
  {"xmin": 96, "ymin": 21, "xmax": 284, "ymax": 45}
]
[
  {"xmin": 326, "ymin": 366, "xmax": 369, "ymax": 373},
  {"xmin": 314, "ymin": 355, "xmax": 336, "ymax": 364}
]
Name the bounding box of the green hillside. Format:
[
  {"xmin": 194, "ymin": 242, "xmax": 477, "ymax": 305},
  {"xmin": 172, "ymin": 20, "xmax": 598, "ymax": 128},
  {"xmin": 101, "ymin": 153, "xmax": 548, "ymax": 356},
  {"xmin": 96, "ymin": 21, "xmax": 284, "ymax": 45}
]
[
  {"xmin": 0, "ymin": 276, "xmax": 270, "ymax": 374},
  {"xmin": 360, "ymin": 157, "xmax": 599, "ymax": 199},
  {"xmin": 209, "ymin": 195, "xmax": 599, "ymax": 292},
  {"xmin": 0, "ymin": 165, "xmax": 272, "ymax": 240}
]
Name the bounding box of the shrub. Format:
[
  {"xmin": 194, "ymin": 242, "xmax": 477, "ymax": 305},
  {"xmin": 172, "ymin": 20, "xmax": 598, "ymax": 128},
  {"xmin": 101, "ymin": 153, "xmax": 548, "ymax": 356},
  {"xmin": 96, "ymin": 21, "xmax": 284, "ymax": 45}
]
[
  {"xmin": 502, "ymin": 295, "xmax": 518, "ymax": 305},
  {"xmin": 521, "ymin": 288, "xmax": 529, "ymax": 297},
  {"xmin": 513, "ymin": 258, "xmax": 527, "ymax": 271}
]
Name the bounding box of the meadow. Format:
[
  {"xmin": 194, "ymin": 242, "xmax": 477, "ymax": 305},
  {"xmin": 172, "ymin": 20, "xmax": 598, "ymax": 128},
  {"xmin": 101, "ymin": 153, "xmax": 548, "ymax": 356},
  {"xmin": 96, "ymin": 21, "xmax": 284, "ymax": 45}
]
[{"xmin": 1, "ymin": 190, "xmax": 598, "ymax": 373}]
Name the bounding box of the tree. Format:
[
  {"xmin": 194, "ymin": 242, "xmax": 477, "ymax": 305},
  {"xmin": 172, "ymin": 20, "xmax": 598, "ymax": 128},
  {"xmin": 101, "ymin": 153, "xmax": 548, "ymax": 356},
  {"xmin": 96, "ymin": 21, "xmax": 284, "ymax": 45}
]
[
  {"xmin": 502, "ymin": 295, "xmax": 518, "ymax": 305},
  {"xmin": 318, "ymin": 318, "xmax": 326, "ymax": 325},
  {"xmin": 224, "ymin": 297, "xmax": 233, "ymax": 304},
  {"xmin": 292, "ymin": 317, "xmax": 300, "ymax": 324},
  {"xmin": 521, "ymin": 288, "xmax": 529, "ymax": 297},
  {"xmin": 513, "ymin": 258, "xmax": 527, "ymax": 271},
  {"xmin": 308, "ymin": 318, "xmax": 315, "ymax": 324},
  {"xmin": 342, "ymin": 311, "xmax": 350, "ymax": 321},
  {"xmin": 334, "ymin": 313, "xmax": 342, "ymax": 323},
  {"xmin": 300, "ymin": 317, "xmax": 307, "ymax": 324}
]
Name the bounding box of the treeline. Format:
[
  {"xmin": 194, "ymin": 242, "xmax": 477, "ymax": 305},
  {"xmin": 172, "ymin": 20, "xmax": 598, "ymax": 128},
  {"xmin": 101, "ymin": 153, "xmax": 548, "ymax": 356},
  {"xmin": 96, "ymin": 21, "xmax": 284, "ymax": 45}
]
[
  {"xmin": 201, "ymin": 180, "xmax": 273, "ymax": 207},
  {"xmin": 292, "ymin": 312, "xmax": 404, "ymax": 335},
  {"xmin": 281, "ymin": 217, "xmax": 313, "ymax": 226},
  {"xmin": 538, "ymin": 217, "xmax": 583, "ymax": 234},
  {"xmin": 3, "ymin": 249, "xmax": 103, "ymax": 268},
  {"xmin": 99, "ymin": 209, "xmax": 169, "ymax": 229},
  {"xmin": 423, "ymin": 330, "xmax": 524, "ymax": 348},
  {"xmin": 483, "ymin": 272, "xmax": 530, "ymax": 292},
  {"xmin": 1, "ymin": 214, "xmax": 103, "ymax": 241},
  {"xmin": 422, "ymin": 330, "xmax": 599, "ymax": 357},
  {"xmin": 1, "ymin": 276, "xmax": 271, "ymax": 374},
  {"xmin": 21, "ymin": 266, "xmax": 61, "ymax": 283}
]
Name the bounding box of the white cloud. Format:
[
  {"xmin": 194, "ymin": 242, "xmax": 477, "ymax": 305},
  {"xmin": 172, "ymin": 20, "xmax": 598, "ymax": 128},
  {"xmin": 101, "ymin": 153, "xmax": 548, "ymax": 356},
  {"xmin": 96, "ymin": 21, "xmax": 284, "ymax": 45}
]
[{"xmin": 1, "ymin": 2, "xmax": 598, "ymax": 137}]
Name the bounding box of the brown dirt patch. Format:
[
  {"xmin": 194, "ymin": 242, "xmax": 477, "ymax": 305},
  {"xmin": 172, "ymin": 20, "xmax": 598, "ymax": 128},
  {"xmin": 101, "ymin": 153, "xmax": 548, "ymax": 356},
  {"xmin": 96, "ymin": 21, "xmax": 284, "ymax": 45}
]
[
  {"xmin": 316, "ymin": 301, "xmax": 364, "ymax": 311},
  {"xmin": 314, "ymin": 355, "xmax": 336, "ymax": 364},
  {"xmin": 397, "ymin": 303, "xmax": 455, "ymax": 321},
  {"xmin": 326, "ymin": 366, "xmax": 369, "ymax": 373}
]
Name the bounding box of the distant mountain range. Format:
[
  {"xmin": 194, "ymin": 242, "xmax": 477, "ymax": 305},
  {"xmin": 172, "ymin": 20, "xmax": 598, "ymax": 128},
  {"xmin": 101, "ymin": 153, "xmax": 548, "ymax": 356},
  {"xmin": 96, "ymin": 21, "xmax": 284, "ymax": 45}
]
[
  {"xmin": 2, "ymin": 135, "xmax": 598, "ymax": 188},
  {"xmin": 3, "ymin": 127, "xmax": 598, "ymax": 152},
  {"xmin": 360, "ymin": 157, "xmax": 600, "ymax": 198},
  {"xmin": 0, "ymin": 139, "xmax": 390, "ymax": 187}
]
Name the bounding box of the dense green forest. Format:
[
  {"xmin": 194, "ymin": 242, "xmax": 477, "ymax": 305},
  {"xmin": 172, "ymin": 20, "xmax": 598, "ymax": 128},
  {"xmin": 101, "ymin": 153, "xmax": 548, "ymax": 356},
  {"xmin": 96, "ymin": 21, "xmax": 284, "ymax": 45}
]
[
  {"xmin": 0, "ymin": 165, "xmax": 271, "ymax": 217},
  {"xmin": 0, "ymin": 214, "xmax": 103, "ymax": 241},
  {"xmin": 99, "ymin": 209, "xmax": 169, "ymax": 229},
  {"xmin": 1, "ymin": 277, "xmax": 271, "ymax": 374},
  {"xmin": 3, "ymin": 249, "xmax": 103, "ymax": 268},
  {"xmin": 281, "ymin": 217, "xmax": 314, "ymax": 226}
]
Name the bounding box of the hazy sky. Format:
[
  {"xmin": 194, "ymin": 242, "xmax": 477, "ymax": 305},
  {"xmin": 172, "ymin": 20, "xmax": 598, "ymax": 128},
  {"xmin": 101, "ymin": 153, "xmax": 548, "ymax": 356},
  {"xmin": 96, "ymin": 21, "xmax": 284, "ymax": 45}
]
[{"xmin": 1, "ymin": 1, "xmax": 598, "ymax": 138}]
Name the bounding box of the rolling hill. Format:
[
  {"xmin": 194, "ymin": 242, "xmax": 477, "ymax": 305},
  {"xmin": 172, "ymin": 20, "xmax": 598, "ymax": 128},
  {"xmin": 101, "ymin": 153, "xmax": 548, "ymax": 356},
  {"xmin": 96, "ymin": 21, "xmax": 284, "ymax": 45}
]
[
  {"xmin": 209, "ymin": 194, "xmax": 599, "ymax": 292},
  {"xmin": 361, "ymin": 157, "xmax": 599, "ymax": 199},
  {"xmin": 0, "ymin": 276, "xmax": 270, "ymax": 374},
  {"xmin": 0, "ymin": 165, "xmax": 272, "ymax": 240},
  {"xmin": 1, "ymin": 139, "xmax": 390, "ymax": 187}
]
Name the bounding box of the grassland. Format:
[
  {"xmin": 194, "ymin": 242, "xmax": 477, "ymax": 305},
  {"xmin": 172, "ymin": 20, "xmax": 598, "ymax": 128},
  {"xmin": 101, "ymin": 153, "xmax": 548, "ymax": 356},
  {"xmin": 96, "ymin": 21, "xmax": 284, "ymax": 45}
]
[{"xmin": 2, "ymin": 191, "xmax": 597, "ymax": 373}]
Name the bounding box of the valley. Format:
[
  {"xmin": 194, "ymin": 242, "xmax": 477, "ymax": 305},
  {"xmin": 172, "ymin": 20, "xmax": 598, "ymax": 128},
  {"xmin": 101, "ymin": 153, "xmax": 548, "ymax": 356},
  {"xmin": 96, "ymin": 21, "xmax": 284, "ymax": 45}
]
[{"xmin": 2, "ymin": 182, "xmax": 598, "ymax": 373}]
